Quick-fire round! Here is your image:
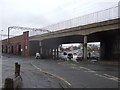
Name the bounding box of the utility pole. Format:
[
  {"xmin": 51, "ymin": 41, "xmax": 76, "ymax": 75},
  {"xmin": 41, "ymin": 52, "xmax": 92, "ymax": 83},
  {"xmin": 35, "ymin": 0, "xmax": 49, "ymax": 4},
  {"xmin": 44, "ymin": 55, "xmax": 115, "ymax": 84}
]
[
  {"xmin": 8, "ymin": 27, "xmax": 10, "ymax": 44},
  {"xmin": 7, "ymin": 27, "xmax": 11, "ymax": 54}
]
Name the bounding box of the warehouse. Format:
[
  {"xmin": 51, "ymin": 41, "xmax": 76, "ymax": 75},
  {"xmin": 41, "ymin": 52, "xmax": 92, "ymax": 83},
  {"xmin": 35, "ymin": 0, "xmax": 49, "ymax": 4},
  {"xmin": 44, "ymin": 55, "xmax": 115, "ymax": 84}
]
[{"xmin": 2, "ymin": 31, "xmax": 29, "ymax": 56}]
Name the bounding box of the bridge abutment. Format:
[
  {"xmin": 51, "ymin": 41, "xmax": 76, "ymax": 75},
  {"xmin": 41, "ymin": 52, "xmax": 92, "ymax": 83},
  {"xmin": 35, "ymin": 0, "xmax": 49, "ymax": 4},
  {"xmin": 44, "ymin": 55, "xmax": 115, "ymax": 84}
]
[{"xmin": 100, "ymin": 33, "xmax": 120, "ymax": 61}]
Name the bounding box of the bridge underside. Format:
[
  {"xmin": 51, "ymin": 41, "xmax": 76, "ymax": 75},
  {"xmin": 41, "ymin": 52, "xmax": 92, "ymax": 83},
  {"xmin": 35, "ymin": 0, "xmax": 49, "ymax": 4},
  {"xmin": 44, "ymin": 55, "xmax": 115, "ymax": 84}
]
[{"xmin": 29, "ymin": 29, "xmax": 120, "ymax": 61}]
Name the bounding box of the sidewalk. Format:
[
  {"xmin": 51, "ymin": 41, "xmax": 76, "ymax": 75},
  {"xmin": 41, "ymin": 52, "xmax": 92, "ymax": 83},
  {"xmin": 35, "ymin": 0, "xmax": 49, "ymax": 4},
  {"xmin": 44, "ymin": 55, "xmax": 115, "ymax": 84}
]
[{"xmin": 70, "ymin": 58, "xmax": 119, "ymax": 66}]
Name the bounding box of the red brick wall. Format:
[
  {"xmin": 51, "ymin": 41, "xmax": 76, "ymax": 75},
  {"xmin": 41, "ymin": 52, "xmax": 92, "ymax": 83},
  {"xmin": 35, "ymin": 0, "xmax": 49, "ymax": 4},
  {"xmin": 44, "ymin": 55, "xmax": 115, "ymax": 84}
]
[{"xmin": 2, "ymin": 31, "xmax": 29, "ymax": 56}]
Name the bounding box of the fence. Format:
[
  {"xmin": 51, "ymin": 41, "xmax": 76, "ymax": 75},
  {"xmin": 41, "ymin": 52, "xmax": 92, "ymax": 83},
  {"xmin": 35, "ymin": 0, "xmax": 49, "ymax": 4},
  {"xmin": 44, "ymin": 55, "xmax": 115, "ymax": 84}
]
[{"xmin": 29, "ymin": 5, "xmax": 119, "ymax": 36}]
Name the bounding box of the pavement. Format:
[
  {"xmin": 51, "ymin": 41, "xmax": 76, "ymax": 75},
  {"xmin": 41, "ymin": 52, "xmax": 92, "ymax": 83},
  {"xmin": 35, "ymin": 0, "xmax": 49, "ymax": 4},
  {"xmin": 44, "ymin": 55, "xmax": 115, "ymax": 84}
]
[
  {"xmin": 1, "ymin": 54, "xmax": 120, "ymax": 88},
  {"xmin": 2, "ymin": 54, "xmax": 69, "ymax": 88}
]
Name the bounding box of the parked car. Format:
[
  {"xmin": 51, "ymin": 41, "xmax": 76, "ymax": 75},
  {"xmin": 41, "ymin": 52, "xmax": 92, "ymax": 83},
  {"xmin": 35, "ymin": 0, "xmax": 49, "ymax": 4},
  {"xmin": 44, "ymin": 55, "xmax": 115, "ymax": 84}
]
[
  {"xmin": 59, "ymin": 52, "xmax": 68, "ymax": 61},
  {"xmin": 67, "ymin": 53, "xmax": 73, "ymax": 60},
  {"xmin": 35, "ymin": 52, "xmax": 40, "ymax": 59},
  {"xmin": 91, "ymin": 54, "xmax": 99, "ymax": 60},
  {"xmin": 87, "ymin": 52, "xmax": 99, "ymax": 60},
  {"xmin": 76, "ymin": 53, "xmax": 83, "ymax": 61}
]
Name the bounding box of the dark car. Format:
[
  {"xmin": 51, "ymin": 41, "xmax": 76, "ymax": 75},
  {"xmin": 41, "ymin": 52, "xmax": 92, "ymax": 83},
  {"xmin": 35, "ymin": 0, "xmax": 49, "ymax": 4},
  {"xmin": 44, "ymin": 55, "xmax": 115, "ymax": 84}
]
[{"xmin": 67, "ymin": 53, "xmax": 73, "ymax": 60}]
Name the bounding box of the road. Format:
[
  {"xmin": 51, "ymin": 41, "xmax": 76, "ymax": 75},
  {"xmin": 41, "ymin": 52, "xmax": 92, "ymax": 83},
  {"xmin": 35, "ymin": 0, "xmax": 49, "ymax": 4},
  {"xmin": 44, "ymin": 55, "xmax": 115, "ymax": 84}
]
[
  {"xmin": 2, "ymin": 54, "xmax": 119, "ymax": 88},
  {"xmin": 2, "ymin": 55, "xmax": 66, "ymax": 88}
]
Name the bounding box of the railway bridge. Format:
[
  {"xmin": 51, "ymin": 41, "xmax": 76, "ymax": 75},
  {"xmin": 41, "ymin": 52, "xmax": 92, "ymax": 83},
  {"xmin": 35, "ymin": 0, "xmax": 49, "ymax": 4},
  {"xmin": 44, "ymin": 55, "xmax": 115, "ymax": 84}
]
[{"xmin": 2, "ymin": 5, "xmax": 120, "ymax": 61}]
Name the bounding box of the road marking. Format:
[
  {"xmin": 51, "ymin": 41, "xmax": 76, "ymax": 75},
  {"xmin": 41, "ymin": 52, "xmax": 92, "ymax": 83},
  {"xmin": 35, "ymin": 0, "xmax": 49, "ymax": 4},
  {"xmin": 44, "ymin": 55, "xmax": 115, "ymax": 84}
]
[
  {"xmin": 84, "ymin": 71, "xmax": 96, "ymax": 73},
  {"xmin": 50, "ymin": 60, "xmax": 119, "ymax": 83},
  {"xmin": 103, "ymin": 74, "xmax": 118, "ymax": 79},
  {"xmin": 71, "ymin": 64, "xmax": 76, "ymax": 66},
  {"xmin": 95, "ymin": 74, "xmax": 119, "ymax": 82},
  {"xmin": 79, "ymin": 67, "xmax": 96, "ymax": 73},
  {"xmin": 79, "ymin": 67, "xmax": 91, "ymax": 71},
  {"xmin": 31, "ymin": 62, "xmax": 72, "ymax": 87},
  {"xmin": 79, "ymin": 66, "xmax": 119, "ymax": 82},
  {"xmin": 41, "ymin": 70, "xmax": 72, "ymax": 86},
  {"xmin": 96, "ymin": 74, "xmax": 111, "ymax": 79},
  {"xmin": 31, "ymin": 63, "xmax": 42, "ymax": 71},
  {"xmin": 103, "ymin": 74, "xmax": 119, "ymax": 81}
]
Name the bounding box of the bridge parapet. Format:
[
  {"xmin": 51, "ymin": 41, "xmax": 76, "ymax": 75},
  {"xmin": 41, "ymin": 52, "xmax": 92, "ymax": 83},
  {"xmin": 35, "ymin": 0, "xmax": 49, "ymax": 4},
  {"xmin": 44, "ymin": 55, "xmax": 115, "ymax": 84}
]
[
  {"xmin": 30, "ymin": 5, "xmax": 119, "ymax": 36},
  {"xmin": 29, "ymin": 18, "xmax": 119, "ymax": 41}
]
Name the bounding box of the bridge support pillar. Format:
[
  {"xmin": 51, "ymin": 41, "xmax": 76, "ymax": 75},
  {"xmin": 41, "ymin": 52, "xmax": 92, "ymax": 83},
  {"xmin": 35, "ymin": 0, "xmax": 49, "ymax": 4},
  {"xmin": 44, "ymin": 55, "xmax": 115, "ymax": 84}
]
[
  {"xmin": 40, "ymin": 47, "xmax": 42, "ymax": 55},
  {"xmin": 54, "ymin": 49, "xmax": 57, "ymax": 59},
  {"xmin": 50, "ymin": 49, "xmax": 53, "ymax": 59},
  {"xmin": 54, "ymin": 48, "xmax": 59, "ymax": 59},
  {"xmin": 47, "ymin": 49, "xmax": 50, "ymax": 58},
  {"xmin": 56, "ymin": 48, "xmax": 59, "ymax": 59},
  {"xmin": 83, "ymin": 35, "xmax": 87, "ymax": 60},
  {"xmin": 53, "ymin": 49, "xmax": 55, "ymax": 59},
  {"xmin": 49, "ymin": 49, "xmax": 52, "ymax": 58},
  {"xmin": 46, "ymin": 49, "xmax": 48, "ymax": 58}
]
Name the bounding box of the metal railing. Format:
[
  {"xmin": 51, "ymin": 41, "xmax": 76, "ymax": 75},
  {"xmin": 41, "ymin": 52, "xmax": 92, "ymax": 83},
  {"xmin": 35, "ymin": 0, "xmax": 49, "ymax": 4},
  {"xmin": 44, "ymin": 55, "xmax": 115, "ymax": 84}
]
[{"xmin": 29, "ymin": 5, "xmax": 119, "ymax": 36}]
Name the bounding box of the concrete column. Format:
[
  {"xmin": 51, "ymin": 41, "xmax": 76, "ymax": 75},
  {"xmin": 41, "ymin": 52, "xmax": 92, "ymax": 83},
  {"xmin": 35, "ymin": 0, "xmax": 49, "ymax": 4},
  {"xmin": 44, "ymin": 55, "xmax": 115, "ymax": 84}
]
[
  {"xmin": 54, "ymin": 49, "xmax": 57, "ymax": 59},
  {"xmin": 49, "ymin": 49, "xmax": 51, "ymax": 55},
  {"xmin": 83, "ymin": 35, "xmax": 87, "ymax": 60},
  {"xmin": 56, "ymin": 48, "xmax": 59, "ymax": 59},
  {"xmin": 53, "ymin": 49, "xmax": 55, "ymax": 59},
  {"xmin": 44, "ymin": 48, "xmax": 47, "ymax": 58},
  {"xmin": 42, "ymin": 48, "xmax": 45, "ymax": 58},
  {"xmin": 51, "ymin": 48, "xmax": 53, "ymax": 59},
  {"xmin": 47, "ymin": 49, "xmax": 50, "ymax": 58},
  {"xmin": 40, "ymin": 47, "xmax": 42, "ymax": 55},
  {"xmin": 46, "ymin": 49, "xmax": 49, "ymax": 58},
  {"xmin": 49, "ymin": 49, "xmax": 52, "ymax": 58},
  {"xmin": 49, "ymin": 49, "xmax": 51, "ymax": 58},
  {"xmin": 100, "ymin": 41, "xmax": 105, "ymax": 60},
  {"xmin": 49, "ymin": 49, "xmax": 52, "ymax": 59}
]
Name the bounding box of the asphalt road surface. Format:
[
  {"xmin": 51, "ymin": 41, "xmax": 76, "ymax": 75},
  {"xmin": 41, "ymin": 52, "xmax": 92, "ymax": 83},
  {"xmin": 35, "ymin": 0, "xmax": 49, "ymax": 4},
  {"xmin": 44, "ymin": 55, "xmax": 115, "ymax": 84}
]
[{"xmin": 2, "ymin": 54, "xmax": 119, "ymax": 88}]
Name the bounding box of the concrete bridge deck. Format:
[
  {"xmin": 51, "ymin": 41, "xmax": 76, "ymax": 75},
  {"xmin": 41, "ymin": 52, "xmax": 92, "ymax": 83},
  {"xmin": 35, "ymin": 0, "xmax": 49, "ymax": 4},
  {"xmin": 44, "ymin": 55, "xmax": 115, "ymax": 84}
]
[{"xmin": 29, "ymin": 19, "xmax": 119, "ymax": 41}]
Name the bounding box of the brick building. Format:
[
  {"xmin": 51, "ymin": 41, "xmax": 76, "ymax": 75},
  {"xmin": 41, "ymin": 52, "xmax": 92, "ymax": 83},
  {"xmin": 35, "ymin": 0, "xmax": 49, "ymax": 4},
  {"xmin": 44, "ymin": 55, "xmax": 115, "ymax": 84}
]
[{"xmin": 2, "ymin": 31, "xmax": 29, "ymax": 56}]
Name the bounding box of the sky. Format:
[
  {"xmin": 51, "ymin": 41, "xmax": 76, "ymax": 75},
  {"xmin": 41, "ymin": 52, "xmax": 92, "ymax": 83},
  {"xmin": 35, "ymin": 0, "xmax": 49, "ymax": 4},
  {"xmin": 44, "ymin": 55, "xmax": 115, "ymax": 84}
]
[{"xmin": 0, "ymin": 0, "xmax": 119, "ymax": 39}]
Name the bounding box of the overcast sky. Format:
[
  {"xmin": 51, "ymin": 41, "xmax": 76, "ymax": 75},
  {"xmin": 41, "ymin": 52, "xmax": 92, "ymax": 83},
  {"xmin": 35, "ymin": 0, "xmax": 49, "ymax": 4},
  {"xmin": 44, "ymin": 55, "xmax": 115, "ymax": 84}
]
[{"xmin": 0, "ymin": 0, "xmax": 119, "ymax": 38}]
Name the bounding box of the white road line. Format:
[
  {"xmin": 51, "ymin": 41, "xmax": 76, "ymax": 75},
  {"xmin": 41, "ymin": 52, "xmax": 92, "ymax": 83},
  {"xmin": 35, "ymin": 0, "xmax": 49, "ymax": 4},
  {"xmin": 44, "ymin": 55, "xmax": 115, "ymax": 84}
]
[
  {"xmin": 84, "ymin": 71, "xmax": 96, "ymax": 73},
  {"xmin": 103, "ymin": 74, "xmax": 118, "ymax": 79},
  {"xmin": 79, "ymin": 67, "xmax": 91, "ymax": 71},
  {"xmin": 71, "ymin": 64, "xmax": 76, "ymax": 66},
  {"xmin": 103, "ymin": 74, "xmax": 119, "ymax": 81},
  {"xmin": 95, "ymin": 74, "xmax": 119, "ymax": 82},
  {"xmin": 57, "ymin": 61, "xmax": 119, "ymax": 82},
  {"xmin": 96, "ymin": 74, "xmax": 111, "ymax": 79},
  {"xmin": 31, "ymin": 63, "xmax": 42, "ymax": 71},
  {"xmin": 79, "ymin": 67, "xmax": 119, "ymax": 82}
]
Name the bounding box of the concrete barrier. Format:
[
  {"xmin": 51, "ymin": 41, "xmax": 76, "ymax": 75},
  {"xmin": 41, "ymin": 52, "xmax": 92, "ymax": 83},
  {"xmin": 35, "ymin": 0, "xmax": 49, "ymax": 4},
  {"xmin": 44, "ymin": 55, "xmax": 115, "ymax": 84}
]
[
  {"xmin": 1, "ymin": 62, "xmax": 22, "ymax": 90},
  {"xmin": 13, "ymin": 76, "xmax": 22, "ymax": 88}
]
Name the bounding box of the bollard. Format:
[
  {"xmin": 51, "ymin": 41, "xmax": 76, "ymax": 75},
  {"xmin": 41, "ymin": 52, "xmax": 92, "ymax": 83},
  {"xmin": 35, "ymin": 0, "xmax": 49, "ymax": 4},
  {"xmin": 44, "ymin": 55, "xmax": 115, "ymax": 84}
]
[
  {"xmin": 14, "ymin": 63, "xmax": 22, "ymax": 88},
  {"xmin": 15, "ymin": 62, "xmax": 20, "ymax": 77},
  {"xmin": 4, "ymin": 78, "xmax": 14, "ymax": 90},
  {"xmin": 15, "ymin": 62, "xmax": 18, "ymax": 77},
  {"xmin": 17, "ymin": 64, "xmax": 20, "ymax": 76},
  {"xmin": 2, "ymin": 63, "xmax": 22, "ymax": 90}
]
